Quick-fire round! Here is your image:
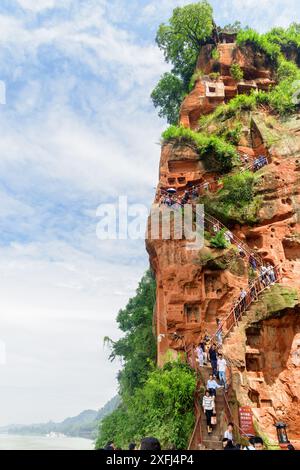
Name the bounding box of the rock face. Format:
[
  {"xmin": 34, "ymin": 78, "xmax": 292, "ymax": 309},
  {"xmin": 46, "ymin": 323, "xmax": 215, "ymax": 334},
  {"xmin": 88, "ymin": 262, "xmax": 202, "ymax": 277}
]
[
  {"xmin": 147, "ymin": 38, "xmax": 300, "ymax": 444},
  {"xmin": 180, "ymin": 42, "xmax": 275, "ymax": 129},
  {"xmin": 223, "ymin": 286, "xmax": 300, "ymax": 443}
]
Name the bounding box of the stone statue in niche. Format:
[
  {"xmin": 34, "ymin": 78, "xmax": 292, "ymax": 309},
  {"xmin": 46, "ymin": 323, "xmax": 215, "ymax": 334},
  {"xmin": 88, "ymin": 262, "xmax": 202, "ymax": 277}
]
[
  {"xmin": 205, "ymin": 274, "xmax": 223, "ymax": 297},
  {"xmin": 185, "ymin": 304, "xmax": 200, "ymax": 323}
]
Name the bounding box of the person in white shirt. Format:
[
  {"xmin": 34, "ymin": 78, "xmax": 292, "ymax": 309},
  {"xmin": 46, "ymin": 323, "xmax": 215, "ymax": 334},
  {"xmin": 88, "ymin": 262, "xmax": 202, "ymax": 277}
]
[
  {"xmin": 196, "ymin": 345, "xmax": 204, "ymax": 367},
  {"xmin": 224, "ymin": 422, "xmax": 234, "ymax": 443},
  {"xmin": 217, "ymin": 354, "xmax": 227, "ymax": 389},
  {"xmin": 202, "ymin": 390, "xmax": 215, "ymax": 434},
  {"xmin": 207, "ymin": 374, "xmax": 223, "ymax": 397}
]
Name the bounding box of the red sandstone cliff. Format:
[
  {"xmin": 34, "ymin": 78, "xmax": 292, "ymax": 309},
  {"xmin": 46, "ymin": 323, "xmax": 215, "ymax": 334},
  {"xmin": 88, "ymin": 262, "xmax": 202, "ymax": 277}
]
[{"xmin": 146, "ymin": 38, "xmax": 300, "ymax": 447}]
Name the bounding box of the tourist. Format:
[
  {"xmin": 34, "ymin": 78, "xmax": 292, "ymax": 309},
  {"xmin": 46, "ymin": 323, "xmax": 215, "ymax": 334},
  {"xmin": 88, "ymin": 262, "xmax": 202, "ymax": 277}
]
[
  {"xmin": 202, "ymin": 390, "xmax": 215, "ymax": 434},
  {"xmin": 260, "ymin": 265, "xmax": 269, "ymax": 287},
  {"xmin": 224, "ymin": 230, "xmax": 233, "ymax": 245},
  {"xmin": 224, "ymin": 439, "xmax": 236, "ymax": 450},
  {"xmin": 181, "ymin": 190, "xmax": 190, "ymax": 205},
  {"xmin": 216, "ymin": 318, "xmax": 223, "ymax": 346},
  {"xmin": 239, "ymin": 287, "xmax": 247, "ymax": 311},
  {"xmin": 253, "ymin": 436, "xmax": 264, "ymax": 450},
  {"xmin": 267, "ymin": 263, "xmax": 276, "ymax": 284},
  {"xmin": 222, "ymin": 438, "xmax": 228, "ymax": 449},
  {"xmin": 199, "ymin": 340, "xmax": 208, "ymax": 364},
  {"xmin": 209, "ymin": 344, "xmax": 218, "ymax": 377},
  {"xmin": 196, "ymin": 344, "xmax": 204, "ymax": 367},
  {"xmin": 224, "ymin": 423, "xmax": 234, "ymax": 442},
  {"xmin": 217, "ymin": 353, "xmax": 227, "ymax": 389},
  {"xmin": 249, "ymin": 281, "xmax": 257, "ymax": 302},
  {"xmin": 128, "ymin": 442, "xmax": 136, "ymax": 450},
  {"xmin": 249, "ymin": 254, "xmax": 257, "ymax": 271},
  {"xmin": 237, "ymin": 244, "xmax": 246, "ymax": 258},
  {"xmin": 140, "ymin": 437, "xmax": 161, "ymax": 451},
  {"xmin": 212, "ymin": 222, "xmax": 220, "ymax": 233},
  {"xmin": 104, "ymin": 440, "xmax": 115, "ymax": 450},
  {"xmin": 207, "ymin": 373, "xmax": 223, "ymax": 396},
  {"xmin": 243, "ymin": 437, "xmax": 256, "ymax": 450},
  {"xmin": 191, "ymin": 186, "xmax": 199, "ymax": 199}
]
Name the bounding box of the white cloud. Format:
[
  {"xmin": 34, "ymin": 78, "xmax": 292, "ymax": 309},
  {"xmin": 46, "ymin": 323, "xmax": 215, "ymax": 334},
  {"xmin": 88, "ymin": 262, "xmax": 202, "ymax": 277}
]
[{"xmin": 17, "ymin": 0, "xmax": 67, "ymax": 12}]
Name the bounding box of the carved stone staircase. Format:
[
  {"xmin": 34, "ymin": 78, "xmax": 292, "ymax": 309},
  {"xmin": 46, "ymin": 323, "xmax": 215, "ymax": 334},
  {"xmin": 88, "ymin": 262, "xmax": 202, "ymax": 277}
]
[{"xmin": 198, "ymin": 366, "xmax": 224, "ymax": 450}]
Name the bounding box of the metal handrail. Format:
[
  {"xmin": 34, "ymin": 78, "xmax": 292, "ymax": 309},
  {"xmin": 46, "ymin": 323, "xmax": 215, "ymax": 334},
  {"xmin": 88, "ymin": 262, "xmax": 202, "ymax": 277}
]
[
  {"xmin": 203, "ymin": 212, "xmax": 264, "ymax": 267},
  {"xmin": 209, "ymin": 265, "xmax": 281, "ymax": 346},
  {"xmin": 185, "ymin": 343, "xmax": 204, "ymax": 450}
]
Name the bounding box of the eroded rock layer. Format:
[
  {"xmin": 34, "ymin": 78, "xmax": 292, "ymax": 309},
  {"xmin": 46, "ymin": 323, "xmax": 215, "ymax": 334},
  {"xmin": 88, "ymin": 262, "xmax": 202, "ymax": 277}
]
[{"xmin": 146, "ymin": 39, "xmax": 300, "ymax": 443}]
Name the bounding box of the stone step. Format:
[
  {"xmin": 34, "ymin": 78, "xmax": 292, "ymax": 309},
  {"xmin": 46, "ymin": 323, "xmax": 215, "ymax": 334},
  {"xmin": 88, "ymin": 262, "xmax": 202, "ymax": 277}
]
[{"xmin": 202, "ymin": 440, "xmax": 223, "ymax": 450}]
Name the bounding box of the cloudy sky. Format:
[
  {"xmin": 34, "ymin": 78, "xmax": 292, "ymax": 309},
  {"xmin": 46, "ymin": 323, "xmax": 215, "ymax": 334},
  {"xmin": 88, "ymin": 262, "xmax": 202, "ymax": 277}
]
[{"xmin": 0, "ymin": 0, "xmax": 299, "ymax": 426}]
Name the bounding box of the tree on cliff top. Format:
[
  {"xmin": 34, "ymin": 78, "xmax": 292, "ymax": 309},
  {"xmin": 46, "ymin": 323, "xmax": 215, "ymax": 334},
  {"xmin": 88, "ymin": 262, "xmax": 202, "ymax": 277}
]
[
  {"xmin": 156, "ymin": 1, "xmax": 214, "ymax": 86},
  {"xmin": 151, "ymin": 1, "xmax": 215, "ymax": 124}
]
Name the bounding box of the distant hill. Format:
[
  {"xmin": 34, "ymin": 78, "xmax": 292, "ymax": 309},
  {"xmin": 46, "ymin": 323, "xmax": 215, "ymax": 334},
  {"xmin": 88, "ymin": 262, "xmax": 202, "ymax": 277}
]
[{"xmin": 0, "ymin": 395, "xmax": 120, "ymax": 440}]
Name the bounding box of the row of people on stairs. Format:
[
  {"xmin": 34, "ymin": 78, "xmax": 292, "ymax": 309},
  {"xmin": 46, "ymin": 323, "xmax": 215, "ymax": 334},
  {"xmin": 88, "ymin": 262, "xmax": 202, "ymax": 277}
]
[
  {"xmin": 233, "ymin": 264, "xmax": 277, "ymax": 321},
  {"xmin": 159, "ymin": 187, "xmax": 197, "ymax": 208},
  {"xmin": 197, "ymin": 343, "xmax": 228, "ymax": 388},
  {"xmin": 159, "ymin": 154, "xmax": 268, "ymax": 208},
  {"xmin": 241, "ymin": 153, "xmax": 268, "ymax": 172}
]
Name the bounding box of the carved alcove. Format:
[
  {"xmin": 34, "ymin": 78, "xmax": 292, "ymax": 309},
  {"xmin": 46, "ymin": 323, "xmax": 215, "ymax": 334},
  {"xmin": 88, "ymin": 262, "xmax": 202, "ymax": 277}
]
[
  {"xmin": 204, "ymin": 272, "xmax": 224, "ymax": 299},
  {"xmin": 184, "ymin": 303, "xmax": 201, "ymax": 324}
]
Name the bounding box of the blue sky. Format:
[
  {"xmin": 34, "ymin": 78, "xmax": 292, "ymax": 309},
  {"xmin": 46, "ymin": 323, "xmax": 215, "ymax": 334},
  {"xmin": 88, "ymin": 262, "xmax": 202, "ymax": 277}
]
[{"xmin": 0, "ymin": 0, "xmax": 299, "ymax": 426}]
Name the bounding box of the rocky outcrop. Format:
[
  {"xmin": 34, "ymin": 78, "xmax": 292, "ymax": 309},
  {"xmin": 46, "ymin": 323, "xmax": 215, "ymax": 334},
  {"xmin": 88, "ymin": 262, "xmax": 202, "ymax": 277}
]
[
  {"xmin": 223, "ymin": 285, "xmax": 300, "ymax": 443},
  {"xmin": 147, "ymin": 38, "xmax": 300, "ymax": 445},
  {"xmin": 180, "ymin": 42, "xmax": 276, "ymax": 129}
]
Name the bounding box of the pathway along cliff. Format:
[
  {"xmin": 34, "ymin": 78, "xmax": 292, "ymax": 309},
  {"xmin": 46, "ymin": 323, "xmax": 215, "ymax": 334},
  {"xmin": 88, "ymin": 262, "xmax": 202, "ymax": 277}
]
[{"xmin": 146, "ymin": 30, "xmax": 300, "ymax": 449}]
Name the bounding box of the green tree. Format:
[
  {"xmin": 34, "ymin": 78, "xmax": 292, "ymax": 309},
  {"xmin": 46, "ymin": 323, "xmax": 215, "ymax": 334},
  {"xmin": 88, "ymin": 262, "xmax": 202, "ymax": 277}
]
[
  {"xmin": 156, "ymin": 1, "xmax": 214, "ymax": 83},
  {"xmin": 151, "ymin": 73, "xmax": 186, "ymax": 124},
  {"xmin": 104, "ymin": 270, "xmax": 156, "ymax": 396},
  {"xmin": 151, "ymin": 1, "xmax": 215, "ymax": 122},
  {"xmin": 221, "ymin": 21, "xmax": 243, "ymax": 33},
  {"xmin": 96, "ymin": 361, "xmax": 196, "ymax": 450}
]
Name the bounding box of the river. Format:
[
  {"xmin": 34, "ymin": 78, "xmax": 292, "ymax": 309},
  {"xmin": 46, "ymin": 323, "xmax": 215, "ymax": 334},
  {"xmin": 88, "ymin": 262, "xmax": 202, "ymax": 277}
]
[{"xmin": 0, "ymin": 433, "xmax": 94, "ymax": 450}]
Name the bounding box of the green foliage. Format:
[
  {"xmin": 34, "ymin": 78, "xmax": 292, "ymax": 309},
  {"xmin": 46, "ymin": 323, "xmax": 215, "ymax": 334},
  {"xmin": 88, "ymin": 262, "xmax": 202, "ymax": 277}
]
[
  {"xmin": 237, "ymin": 28, "xmax": 282, "ymax": 65},
  {"xmin": 265, "ymin": 24, "xmax": 300, "ymax": 65},
  {"xmin": 217, "ymin": 122, "xmax": 242, "ymax": 145},
  {"xmin": 162, "ymin": 125, "xmax": 237, "ymax": 172},
  {"xmin": 152, "ymin": 1, "xmax": 215, "ymax": 121},
  {"xmin": 156, "ymin": 1, "xmax": 214, "ymax": 83},
  {"xmin": 211, "ymin": 47, "xmax": 220, "ymax": 60},
  {"xmin": 188, "ymin": 69, "xmax": 204, "ymax": 92},
  {"xmin": 230, "ymin": 63, "xmax": 244, "ymax": 81},
  {"xmin": 105, "ymin": 270, "xmax": 156, "ymax": 396},
  {"xmin": 201, "ymin": 171, "xmax": 261, "ymax": 225},
  {"xmin": 199, "ymin": 93, "xmax": 257, "ymax": 126},
  {"xmin": 221, "ymin": 21, "xmax": 243, "ymax": 34},
  {"xmin": 96, "ymin": 361, "xmax": 196, "ymax": 450},
  {"xmin": 267, "ymin": 58, "xmax": 300, "ymax": 114},
  {"xmin": 209, "ymin": 72, "xmax": 220, "ymax": 80},
  {"xmin": 210, "ymin": 228, "xmax": 229, "ymax": 249},
  {"xmin": 151, "ymin": 72, "xmax": 186, "ymax": 124},
  {"xmin": 222, "ymin": 170, "xmax": 255, "ymax": 204},
  {"xmin": 198, "ymin": 251, "xmax": 214, "ymax": 265}
]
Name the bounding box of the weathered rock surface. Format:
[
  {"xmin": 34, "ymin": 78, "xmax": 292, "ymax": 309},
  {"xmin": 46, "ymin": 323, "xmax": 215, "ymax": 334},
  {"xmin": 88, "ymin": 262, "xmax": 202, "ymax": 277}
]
[{"xmin": 147, "ymin": 39, "xmax": 300, "ymax": 444}]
